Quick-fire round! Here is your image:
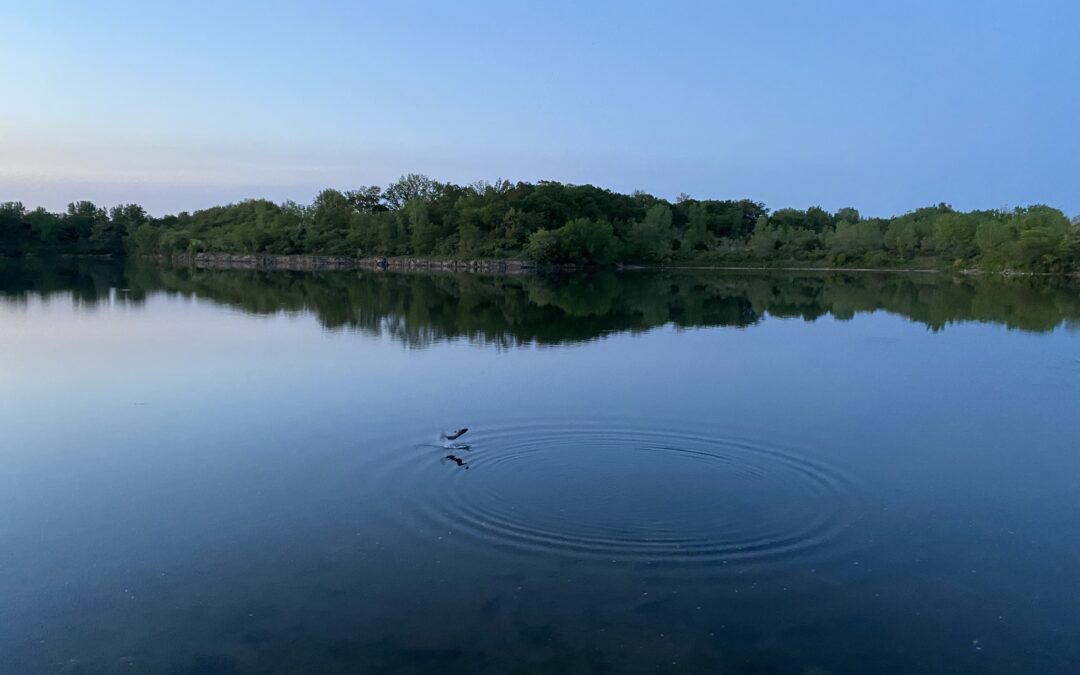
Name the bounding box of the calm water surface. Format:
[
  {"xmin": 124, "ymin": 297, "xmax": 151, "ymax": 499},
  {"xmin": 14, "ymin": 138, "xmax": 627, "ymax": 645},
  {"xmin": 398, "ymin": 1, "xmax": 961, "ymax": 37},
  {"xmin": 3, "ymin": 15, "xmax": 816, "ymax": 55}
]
[{"xmin": 2, "ymin": 261, "xmax": 1079, "ymax": 673}]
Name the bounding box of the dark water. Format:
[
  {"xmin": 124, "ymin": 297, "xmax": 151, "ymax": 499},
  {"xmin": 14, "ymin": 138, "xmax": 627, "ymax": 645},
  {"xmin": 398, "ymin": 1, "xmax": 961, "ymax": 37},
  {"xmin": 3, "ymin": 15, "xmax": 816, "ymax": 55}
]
[{"xmin": 2, "ymin": 260, "xmax": 1079, "ymax": 674}]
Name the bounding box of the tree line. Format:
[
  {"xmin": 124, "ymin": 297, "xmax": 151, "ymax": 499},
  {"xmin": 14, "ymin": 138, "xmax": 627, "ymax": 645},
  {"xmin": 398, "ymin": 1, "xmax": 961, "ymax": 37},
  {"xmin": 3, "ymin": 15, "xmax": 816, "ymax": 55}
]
[{"xmin": 3, "ymin": 174, "xmax": 1078, "ymax": 271}]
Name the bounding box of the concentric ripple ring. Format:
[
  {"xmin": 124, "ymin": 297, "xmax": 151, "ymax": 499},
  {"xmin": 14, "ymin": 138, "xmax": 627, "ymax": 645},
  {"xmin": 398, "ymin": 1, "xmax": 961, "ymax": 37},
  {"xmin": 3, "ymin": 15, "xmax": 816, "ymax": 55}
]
[{"xmin": 379, "ymin": 420, "xmax": 860, "ymax": 572}]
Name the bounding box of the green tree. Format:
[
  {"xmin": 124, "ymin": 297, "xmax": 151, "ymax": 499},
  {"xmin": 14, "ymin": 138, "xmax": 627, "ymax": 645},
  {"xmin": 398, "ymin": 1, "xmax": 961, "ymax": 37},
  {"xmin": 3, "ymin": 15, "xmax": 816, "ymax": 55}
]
[
  {"xmin": 129, "ymin": 223, "xmax": 161, "ymax": 252},
  {"xmin": 884, "ymin": 220, "xmax": 921, "ymax": 258},
  {"xmin": 749, "ymin": 215, "xmax": 779, "ymax": 257},
  {"xmin": 306, "ymin": 189, "xmax": 352, "ymax": 252},
  {"xmin": 805, "ymin": 206, "xmax": 833, "ymax": 232},
  {"xmin": 930, "ymin": 214, "xmax": 978, "ymax": 260},
  {"xmin": 526, "ymin": 228, "xmax": 562, "ymax": 262},
  {"xmin": 459, "ymin": 220, "xmax": 481, "ymax": 256},
  {"xmin": 0, "ymin": 201, "xmax": 28, "ymax": 254},
  {"xmin": 1010, "ymin": 206, "xmax": 1070, "ymax": 270},
  {"xmin": 836, "ymin": 207, "xmax": 861, "ymax": 223},
  {"xmin": 384, "ymin": 174, "xmax": 442, "ymax": 210},
  {"xmin": 406, "ymin": 199, "xmax": 439, "ymax": 255},
  {"xmin": 974, "ymin": 217, "xmax": 1015, "ymax": 257},
  {"xmin": 628, "ymin": 204, "xmax": 673, "ymax": 261},
  {"xmin": 64, "ymin": 201, "xmax": 109, "ymax": 251},
  {"xmin": 828, "ymin": 220, "xmax": 883, "ymax": 257},
  {"xmin": 346, "ymin": 186, "xmax": 385, "ymax": 213},
  {"xmin": 684, "ymin": 203, "xmax": 712, "ymax": 251},
  {"xmin": 525, "ymin": 219, "xmax": 620, "ymax": 264},
  {"xmin": 104, "ymin": 204, "xmax": 147, "ymax": 254},
  {"xmin": 557, "ymin": 218, "xmax": 621, "ymax": 264}
]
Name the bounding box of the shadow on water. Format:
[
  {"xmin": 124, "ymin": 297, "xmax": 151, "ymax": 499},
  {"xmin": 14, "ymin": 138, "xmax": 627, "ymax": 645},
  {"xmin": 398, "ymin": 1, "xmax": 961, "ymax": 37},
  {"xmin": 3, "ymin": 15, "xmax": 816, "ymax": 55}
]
[
  {"xmin": 2, "ymin": 258, "xmax": 1080, "ymax": 345},
  {"xmin": 444, "ymin": 455, "xmax": 469, "ymax": 469}
]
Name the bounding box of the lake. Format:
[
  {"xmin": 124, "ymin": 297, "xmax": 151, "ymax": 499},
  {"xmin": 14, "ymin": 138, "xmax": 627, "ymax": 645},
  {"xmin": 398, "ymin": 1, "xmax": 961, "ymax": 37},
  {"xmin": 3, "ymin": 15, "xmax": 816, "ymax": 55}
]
[{"xmin": 2, "ymin": 260, "xmax": 1079, "ymax": 674}]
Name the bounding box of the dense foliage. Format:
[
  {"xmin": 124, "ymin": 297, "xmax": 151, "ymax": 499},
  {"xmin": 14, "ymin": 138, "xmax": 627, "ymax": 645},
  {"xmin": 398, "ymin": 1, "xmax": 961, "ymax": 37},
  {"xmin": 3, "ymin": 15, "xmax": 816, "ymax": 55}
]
[{"xmin": 3, "ymin": 175, "xmax": 1079, "ymax": 272}]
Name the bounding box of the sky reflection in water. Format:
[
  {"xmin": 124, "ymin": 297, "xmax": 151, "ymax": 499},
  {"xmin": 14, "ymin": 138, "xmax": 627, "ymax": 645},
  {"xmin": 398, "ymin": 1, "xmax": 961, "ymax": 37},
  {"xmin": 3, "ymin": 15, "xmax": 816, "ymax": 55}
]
[{"xmin": 2, "ymin": 261, "xmax": 1079, "ymax": 673}]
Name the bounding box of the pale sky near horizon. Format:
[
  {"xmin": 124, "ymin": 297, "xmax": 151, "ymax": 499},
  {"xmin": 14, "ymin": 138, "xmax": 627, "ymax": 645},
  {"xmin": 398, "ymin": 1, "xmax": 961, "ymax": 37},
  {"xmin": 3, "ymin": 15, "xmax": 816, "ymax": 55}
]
[{"xmin": 2, "ymin": 0, "xmax": 1078, "ymax": 217}]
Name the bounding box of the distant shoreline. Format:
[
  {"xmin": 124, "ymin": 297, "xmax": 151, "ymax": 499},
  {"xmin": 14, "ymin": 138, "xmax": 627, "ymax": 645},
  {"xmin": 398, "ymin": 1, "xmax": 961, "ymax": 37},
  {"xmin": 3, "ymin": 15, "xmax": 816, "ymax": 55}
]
[
  {"xmin": 9, "ymin": 253, "xmax": 1076, "ymax": 279},
  {"xmin": 142, "ymin": 254, "xmax": 1077, "ymax": 279},
  {"xmin": 150, "ymin": 252, "xmax": 544, "ymax": 273},
  {"xmin": 5, "ymin": 179, "xmax": 1076, "ymax": 276},
  {"xmin": 658, "ymin": 264, "xmax": 1079, "ymax": 278},
  {"xmin": 156, "ymin": 253, "xmax": 933, "ymax": 275},
  {"xmin": 660, "ymin": 264, "xmax": 943, "ymax": 274}
]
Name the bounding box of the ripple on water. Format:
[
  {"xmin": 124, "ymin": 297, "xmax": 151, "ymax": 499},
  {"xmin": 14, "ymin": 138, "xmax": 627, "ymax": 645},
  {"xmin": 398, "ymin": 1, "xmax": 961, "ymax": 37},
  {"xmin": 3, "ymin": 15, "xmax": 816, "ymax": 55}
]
[{"xmin": 376, "ymin": 421, "xmax": 860, "ymax": 573}]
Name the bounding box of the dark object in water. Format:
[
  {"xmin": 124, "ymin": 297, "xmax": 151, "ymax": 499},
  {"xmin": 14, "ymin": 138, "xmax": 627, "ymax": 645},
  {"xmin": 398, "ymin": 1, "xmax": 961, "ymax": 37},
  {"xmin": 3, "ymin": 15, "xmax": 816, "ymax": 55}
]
[
  {"xmin": 446, "ymin": 454, "xmax": 468, "ymax": 468},
  {"xmin": 375, "ymin": 257, "xmax": 388, "ymax": 269},
  {"xmin": 441, "ymin": 428, "xmax": 469, "ymax": 441}
]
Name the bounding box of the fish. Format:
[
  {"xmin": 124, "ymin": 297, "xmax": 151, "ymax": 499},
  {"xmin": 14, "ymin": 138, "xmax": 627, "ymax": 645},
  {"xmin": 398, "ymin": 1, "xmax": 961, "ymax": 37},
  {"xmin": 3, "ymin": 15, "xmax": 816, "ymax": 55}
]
[{"xmin": 441, "ymin": 428, "xmax": 469, "ymax": 441}]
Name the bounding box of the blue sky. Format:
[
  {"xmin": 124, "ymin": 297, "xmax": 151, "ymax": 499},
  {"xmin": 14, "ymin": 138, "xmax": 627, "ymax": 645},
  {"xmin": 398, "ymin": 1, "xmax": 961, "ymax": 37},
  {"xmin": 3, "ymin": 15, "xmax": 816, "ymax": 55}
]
[{"xmin": 1, "ymin": 0, "xmax": 1077, "ymax": 216}]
